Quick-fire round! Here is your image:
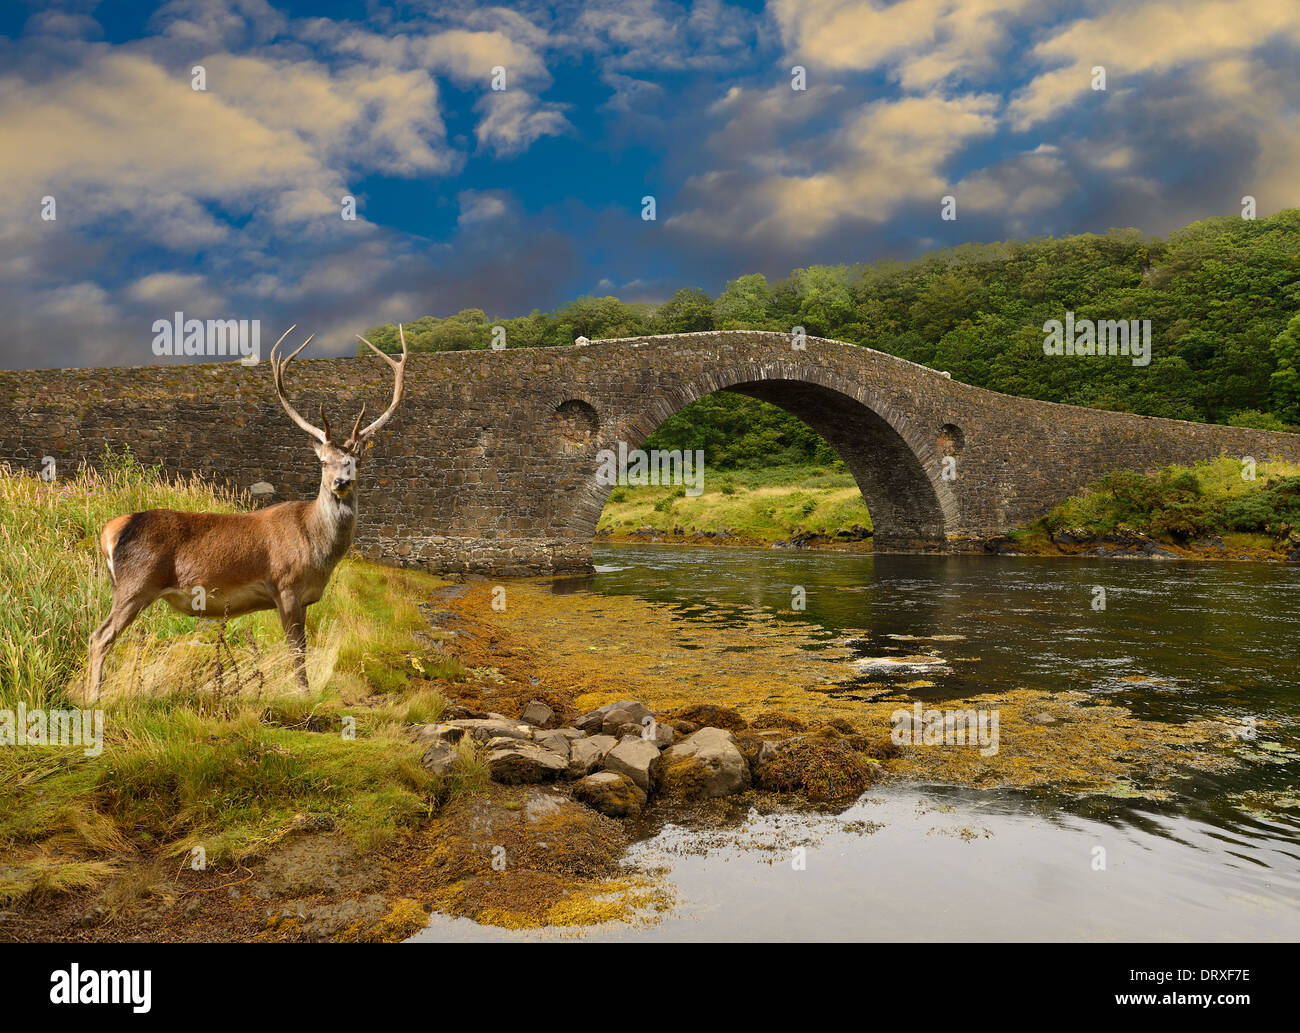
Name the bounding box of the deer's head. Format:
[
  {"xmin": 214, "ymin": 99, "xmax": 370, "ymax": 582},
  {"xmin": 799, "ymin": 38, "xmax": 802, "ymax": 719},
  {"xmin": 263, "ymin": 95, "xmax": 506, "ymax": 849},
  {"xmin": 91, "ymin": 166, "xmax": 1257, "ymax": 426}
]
[{"xmin": 269, "ymin": 324, "xmax": 409, "ymax": 502}]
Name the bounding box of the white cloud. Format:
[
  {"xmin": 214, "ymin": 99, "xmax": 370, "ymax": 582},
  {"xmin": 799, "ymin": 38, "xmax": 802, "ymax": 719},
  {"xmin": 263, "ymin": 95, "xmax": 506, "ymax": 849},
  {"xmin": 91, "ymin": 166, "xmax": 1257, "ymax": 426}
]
[
  {"xmin": 670, "ymin": 90, "xmax": 999, "ymax": 241},
  {"xmin": 770, "ymin": 0, "xmax": 1033, "ymax": 88},
  {"xmin": 458, "ymin": 190, "xmax": 511, "ymax": 225},
  {"xmin": 127, "ymin": 272, "xmax": 228, "ymax": 313},
  {"xmin": 1009, "ymin": 0, "xmax": 1300, "ymax": 129},
  {"xmin": 474, "ymin": 89, "xmax": 570, "ymax": 156}
]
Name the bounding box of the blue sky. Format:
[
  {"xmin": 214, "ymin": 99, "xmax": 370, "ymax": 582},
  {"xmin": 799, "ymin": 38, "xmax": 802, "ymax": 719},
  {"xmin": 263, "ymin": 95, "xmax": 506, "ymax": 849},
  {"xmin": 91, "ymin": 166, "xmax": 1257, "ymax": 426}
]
[{"xmin": 1, "ymin": 0, "xmax": 1297, "ymax": 367}]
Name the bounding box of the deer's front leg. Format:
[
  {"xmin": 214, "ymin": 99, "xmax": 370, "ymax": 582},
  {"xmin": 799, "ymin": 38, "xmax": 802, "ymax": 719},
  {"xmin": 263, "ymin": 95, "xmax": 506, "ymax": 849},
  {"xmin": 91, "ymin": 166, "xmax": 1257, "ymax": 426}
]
[
  {"xmin": 275, "ymin": 592, "xmax": 309, "ymax": 690},
  {"xmin": 88, "ymin": 589, "xmax": 155, "ymax": 700}
]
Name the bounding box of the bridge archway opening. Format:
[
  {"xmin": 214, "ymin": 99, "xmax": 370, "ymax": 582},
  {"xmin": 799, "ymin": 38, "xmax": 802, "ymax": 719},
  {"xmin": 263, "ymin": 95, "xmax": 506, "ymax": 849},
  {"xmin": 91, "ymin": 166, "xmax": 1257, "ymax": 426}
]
[{"xmin": 577, "ymin": 378, "xmax": 952, "ymax": 552}]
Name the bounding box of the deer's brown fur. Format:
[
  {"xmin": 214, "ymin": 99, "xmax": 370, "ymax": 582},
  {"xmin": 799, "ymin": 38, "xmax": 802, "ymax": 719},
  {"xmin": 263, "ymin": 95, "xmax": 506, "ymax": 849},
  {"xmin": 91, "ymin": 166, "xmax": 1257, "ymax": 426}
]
[{"xmin": 87, "ymin": 324, "xmax": 408, "ymax": 698}]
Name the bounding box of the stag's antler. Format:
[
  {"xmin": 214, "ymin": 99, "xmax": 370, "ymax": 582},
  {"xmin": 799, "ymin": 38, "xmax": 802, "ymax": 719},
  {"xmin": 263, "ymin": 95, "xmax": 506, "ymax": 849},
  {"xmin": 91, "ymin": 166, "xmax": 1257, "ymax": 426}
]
[
  {"xmin": 348, "ymin": 323, "xmax": 408, "ymax": 448},
  {"xmin": 269, "ymin": 325, "xmax": 328, "ymax": 443}
]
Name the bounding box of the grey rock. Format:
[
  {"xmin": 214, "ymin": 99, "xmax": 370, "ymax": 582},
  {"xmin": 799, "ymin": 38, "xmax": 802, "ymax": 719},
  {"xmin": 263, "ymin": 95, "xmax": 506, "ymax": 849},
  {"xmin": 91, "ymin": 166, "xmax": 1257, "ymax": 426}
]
[
  {"xmin": 601, "ymin": 708, "xmax": 642, "ymax": 736},
  {"xmin": 448, "ymin": 718, "xmax": 534, "ymax": 744},
  {"xmin": 535, "ymin": 731, "xmax": 572, "ymax": 760},
  {"xmin": 484, "ymin": 740, "xmax": 568, "ymax": 784},
  {"xmin": 662, "ymin": 726, "xmax": 750, "ymax": 798},
  {"xmin": 520, "ymin": 700, "xmax": 555, "ymax": 727},
  {"xmin": 603, "ymin": 735, "xmax": 663, "ymax": 793},
  {"xmin": 566, "ymin": 734, "xmax": 617, "ymax": 778},
  {"xmin": 619, "ymin": 718, "xmax": 673, "ymax": 747},
  {"xmin": 409, "ymin": 722, "xmax": 464, "ymax": 746},
  {"xmin": 421, "ymin": 741, "xmax": 460, "ymax": 777},
  {"xmin": 645, "ymin": 720, "xmax": 674, "ymax": 748},
  {"xmin": 577, "ymin": 699, "xmax": 655, "ymax": 736}
]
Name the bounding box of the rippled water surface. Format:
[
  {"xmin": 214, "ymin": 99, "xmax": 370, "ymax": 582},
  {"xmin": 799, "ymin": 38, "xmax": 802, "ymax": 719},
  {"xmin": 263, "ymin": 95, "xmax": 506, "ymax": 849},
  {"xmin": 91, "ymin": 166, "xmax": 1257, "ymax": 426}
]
[{"xmin": 416, "ymin": 546, "xmax": 1300, "ymax": 941}]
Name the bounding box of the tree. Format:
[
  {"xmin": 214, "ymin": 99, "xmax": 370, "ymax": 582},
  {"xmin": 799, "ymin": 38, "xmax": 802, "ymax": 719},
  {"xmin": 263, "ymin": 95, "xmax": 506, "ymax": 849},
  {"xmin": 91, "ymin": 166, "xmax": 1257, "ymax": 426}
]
[
  {"xmin": 1270, "ymin": 311, "xmax": 1300, "ymax": 423},
  {"xmin": 716, "ymin": 274, "xmax": 773, "ymax": 328},
  {"xmin": 652, "ymin": 288, "xmax": 716, "ymax": 333}
]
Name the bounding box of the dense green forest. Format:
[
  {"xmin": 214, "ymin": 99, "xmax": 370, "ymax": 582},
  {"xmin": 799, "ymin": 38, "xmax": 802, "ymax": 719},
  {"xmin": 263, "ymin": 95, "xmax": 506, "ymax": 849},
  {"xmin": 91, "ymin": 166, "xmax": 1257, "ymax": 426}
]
[{"xmin": 363, "ymin": 210, "xmax": 1300, "ymax": 468}]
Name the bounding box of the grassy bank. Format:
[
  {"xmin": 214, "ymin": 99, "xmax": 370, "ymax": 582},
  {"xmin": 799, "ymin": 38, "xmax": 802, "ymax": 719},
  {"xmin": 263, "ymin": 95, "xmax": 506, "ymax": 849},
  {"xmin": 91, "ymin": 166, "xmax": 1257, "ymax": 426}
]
[
  {"xmin": 595, "ymin": 462, "xmax": 873, "ymax": 545},
  {"xmin": 1014, "ymin": 456, "xmax": 1300, "ymax": 559},
  {"xmin": 0, "ymin": 452, "xmax": 485, "ymax": 906}
]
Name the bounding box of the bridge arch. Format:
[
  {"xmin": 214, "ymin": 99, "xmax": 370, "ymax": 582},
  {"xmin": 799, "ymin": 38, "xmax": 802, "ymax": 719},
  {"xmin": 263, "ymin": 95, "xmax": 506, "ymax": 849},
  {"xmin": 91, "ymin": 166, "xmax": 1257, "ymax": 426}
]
[{"xmin": 564, "ymin": 360, "xmax": 959, "ymax": 551}]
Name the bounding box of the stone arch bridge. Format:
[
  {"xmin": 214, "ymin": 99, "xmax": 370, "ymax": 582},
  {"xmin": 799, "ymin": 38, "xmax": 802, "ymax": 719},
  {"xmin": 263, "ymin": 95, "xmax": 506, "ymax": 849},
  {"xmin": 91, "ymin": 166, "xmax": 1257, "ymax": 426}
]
[{"xmin": 3, "ymin": 331, "xmax": 1298, "ymax": 574}]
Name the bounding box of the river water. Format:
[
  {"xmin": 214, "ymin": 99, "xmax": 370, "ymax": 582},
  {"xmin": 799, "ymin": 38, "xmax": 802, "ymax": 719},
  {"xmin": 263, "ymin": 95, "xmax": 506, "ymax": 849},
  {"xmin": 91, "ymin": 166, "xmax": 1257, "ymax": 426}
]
[{"xmin": 416, "ymin": 546, "xmax": 1300, "ymax": 941}]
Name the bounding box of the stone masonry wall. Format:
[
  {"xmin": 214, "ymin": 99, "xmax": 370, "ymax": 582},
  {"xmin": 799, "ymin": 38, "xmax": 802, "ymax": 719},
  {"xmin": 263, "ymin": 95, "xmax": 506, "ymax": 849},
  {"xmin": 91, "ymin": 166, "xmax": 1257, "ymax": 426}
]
[{"xmin": 2, "ymin": 331, "xmax": 1298, "ymax": 574}]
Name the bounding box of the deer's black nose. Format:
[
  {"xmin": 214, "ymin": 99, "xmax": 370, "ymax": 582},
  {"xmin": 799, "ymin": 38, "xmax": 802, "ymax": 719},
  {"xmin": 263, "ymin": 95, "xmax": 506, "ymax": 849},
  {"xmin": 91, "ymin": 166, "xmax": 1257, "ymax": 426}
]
[{"xmin": 333, "ymin": 476, "xmax": 352, "ymax": 490}]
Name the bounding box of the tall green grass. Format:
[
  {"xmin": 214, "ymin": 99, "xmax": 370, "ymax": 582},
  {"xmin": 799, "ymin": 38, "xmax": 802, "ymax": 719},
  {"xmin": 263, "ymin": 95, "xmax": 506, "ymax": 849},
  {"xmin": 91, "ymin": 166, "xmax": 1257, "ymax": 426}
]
[
  {"xmin": 0, "ymin": 452, "xmax": 483, "ymax": 901},
  {"xmin": 0, "ymin": 447, "xmax": 246, "ymax": 709},
  {"xmin": 596, "ymin": 461, "xmax": 873, "ymax": 540}
]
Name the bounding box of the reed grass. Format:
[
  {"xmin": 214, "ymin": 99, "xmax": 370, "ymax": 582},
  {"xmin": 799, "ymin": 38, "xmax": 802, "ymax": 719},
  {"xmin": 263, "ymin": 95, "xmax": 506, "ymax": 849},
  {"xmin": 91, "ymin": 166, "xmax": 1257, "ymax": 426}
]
[{"xmin": 0, "ymin": 450, "xmax": 482, "ymax": 903}]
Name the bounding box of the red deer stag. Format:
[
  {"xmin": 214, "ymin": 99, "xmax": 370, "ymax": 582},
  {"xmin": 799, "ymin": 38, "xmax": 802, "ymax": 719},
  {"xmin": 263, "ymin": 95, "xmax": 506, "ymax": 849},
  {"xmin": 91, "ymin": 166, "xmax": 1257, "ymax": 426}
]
[{"xmin": 87, "ymin": 324, "xmax": 408, "ymax": 698}]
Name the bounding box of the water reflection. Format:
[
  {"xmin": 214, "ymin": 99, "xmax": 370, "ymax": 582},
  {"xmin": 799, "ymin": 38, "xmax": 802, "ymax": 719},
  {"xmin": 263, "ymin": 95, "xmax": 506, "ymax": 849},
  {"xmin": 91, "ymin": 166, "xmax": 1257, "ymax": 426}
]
[{"xmin": 412, "ymin": 546, "xmax": 1300, "ymax": 941}]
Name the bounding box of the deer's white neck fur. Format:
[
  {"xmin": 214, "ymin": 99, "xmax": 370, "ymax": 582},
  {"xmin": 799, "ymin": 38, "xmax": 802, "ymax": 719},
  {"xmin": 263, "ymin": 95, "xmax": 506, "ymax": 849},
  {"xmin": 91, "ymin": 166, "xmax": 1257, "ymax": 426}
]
[{"xmin": 310, "ymin": 481, "xmax": 358, "ymax": 569}]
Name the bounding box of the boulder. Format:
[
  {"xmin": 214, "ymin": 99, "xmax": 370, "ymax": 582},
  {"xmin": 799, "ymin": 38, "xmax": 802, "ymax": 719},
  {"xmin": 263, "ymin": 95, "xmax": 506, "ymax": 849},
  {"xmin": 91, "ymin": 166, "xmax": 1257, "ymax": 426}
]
[
  {"xmin": 520, "ymin": 700, "xmax": 555, "ymax": 728},
  {"xmin": 619, "ymin": 719, "xmax": 674, "ymax": 747},
  {"xmin": 409, "ymin": 722, "xmax": 461, "ymax": 746},
  {"xmin": 421, "ymin": 741, "xmax": 459, "ymax": 777},
  {"xmin": 571, "ymin": 771, "xmax": 647, "ymax": 818},
  {"xmin": 566, "ymin": 734, "xmax": 618, "ymax": 778},
  {"xmin": 661, "ymin": 727, "xmax": 750, "ymax": 798},
  {"xmin": 535, "ymin": 731, "xmax": 573, "ymax": 759},
  {"xmin": 603, "ymin": 735, "xmax": 663, "ymax": 793},
  {"xmin": 483, "ymin": 739, "xmax": 568, "ymax": 784},
  {"xmin": 644, "ymin": 720, "xmax": 674, "ymax": 748},
  {"xmin": 602, "ymin": 708, "xmax": 636, "ymax": 736},
  {"xmin": 448, "ymin": 718, "xmax": 534, "ymax": 744},
  {"xmin": 576, "ymin": 700, "xmax": 655, "ymax": 735},
  {"xmin": 610, "ymin": 700, "xmax": 654, "ymax": 724}
]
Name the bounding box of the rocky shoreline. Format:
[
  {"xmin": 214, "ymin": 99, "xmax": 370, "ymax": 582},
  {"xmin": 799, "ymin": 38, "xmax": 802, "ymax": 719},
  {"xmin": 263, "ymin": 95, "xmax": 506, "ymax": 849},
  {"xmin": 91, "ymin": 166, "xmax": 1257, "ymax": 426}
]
[
  {"xmin": 986, "ymin": 524, "xmax": 1300, "ymax": 562},
  {"xmin": 413, "ymin": 697, "xmax": 893, "ymax": 819}
]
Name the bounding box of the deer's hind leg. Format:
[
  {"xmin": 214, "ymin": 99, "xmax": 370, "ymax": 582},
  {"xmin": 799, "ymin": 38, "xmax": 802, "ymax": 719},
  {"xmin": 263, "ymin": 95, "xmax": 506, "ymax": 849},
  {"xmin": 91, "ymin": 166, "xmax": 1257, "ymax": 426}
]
[{"xmin": 88, "ymin": 588, "xmax": 156, "ymax": 700}]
